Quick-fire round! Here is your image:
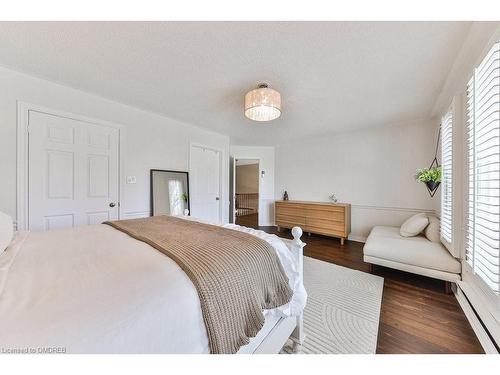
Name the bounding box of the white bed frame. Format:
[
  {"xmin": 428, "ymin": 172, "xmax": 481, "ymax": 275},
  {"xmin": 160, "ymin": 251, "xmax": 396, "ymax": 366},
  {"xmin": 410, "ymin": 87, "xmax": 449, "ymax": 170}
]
[{"xmin": 237, "ymin": 226, "xmax": 306, "ymax": 354}]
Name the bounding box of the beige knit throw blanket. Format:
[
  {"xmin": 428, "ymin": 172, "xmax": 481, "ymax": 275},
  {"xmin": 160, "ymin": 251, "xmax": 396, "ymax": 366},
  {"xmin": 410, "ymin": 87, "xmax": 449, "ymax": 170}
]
[{"xmin": 104, "ymin": 216, "xmax": 293, "ymax": 354}]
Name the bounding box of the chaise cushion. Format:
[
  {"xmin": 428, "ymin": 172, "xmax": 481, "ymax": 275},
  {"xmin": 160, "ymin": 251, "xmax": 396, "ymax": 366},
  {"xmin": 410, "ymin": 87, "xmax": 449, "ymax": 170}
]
[
  {"xmin": 424, "ymin": 215, "xmax": 441, "ymax": 243},
  {"xmin": 364, "ymin": 226, "xmax": 461, "ymax": 274},
  {"xmin": 400, "ymin": 213, "xmax": 429, "ymax": 237}
]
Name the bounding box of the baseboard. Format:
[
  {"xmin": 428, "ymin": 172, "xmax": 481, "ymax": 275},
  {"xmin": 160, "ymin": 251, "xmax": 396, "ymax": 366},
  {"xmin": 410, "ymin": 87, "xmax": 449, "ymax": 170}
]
[
  {"xmin": 455, "ymin": 286, "xmax": 499, "ymax": 354},
  {"xmin": 270, "ymin": 226, "xmax": 366, "ymax": 243},
  {"xmin": 259, "ymin": 222, "xmax": 275, "ymax": 227},
  {"xmin": 348, "ymin": 234, "xmax": 367, "ymax": 243},
  {"xmin": 122, "ymin": 210, "xmax": 150, "ymax": 219}
]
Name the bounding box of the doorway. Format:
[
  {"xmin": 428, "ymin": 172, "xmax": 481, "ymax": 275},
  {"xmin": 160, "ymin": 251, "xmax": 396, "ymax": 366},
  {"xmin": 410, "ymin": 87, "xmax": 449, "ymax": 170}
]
[{"xmin": 234, "ymin": 159, "xmax": 259, "ymax": 228}]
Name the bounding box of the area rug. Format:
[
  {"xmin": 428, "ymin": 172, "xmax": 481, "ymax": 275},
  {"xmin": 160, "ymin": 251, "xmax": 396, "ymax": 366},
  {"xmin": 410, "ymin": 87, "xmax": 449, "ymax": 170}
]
[{"xmin": 282, "ymin": 256, "xmax": 384, "ymax": 354}]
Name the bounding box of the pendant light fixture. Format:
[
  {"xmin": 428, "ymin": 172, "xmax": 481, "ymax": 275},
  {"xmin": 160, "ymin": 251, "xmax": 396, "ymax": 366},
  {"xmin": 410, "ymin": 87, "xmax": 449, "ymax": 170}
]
[{"xmin": 244, "ymin": 83, "xmax": 281, "ymax": 122}]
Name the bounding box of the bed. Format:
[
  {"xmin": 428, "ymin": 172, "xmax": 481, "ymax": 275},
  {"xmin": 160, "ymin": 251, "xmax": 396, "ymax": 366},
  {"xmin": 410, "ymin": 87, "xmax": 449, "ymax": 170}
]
[{"xmin": 0, "ymin": 213, "xmax": 306, "ymax": 354}]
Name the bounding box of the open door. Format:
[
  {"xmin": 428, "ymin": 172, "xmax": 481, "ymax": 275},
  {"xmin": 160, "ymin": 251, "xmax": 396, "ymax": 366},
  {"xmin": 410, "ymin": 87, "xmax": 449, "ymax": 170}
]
[
  {"xmin": 234, "ymin": 159, "xmax": 259, "ymax": 228},
  {"xmin": 229, "ymin": 156, "xmax": 236, "ymax": 223}
]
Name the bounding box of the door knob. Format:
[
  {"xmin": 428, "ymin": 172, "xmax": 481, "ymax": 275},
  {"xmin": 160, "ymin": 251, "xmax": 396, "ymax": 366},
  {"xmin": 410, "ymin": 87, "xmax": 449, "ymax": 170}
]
[
  {"xmin": 215, "ymin": 197, "xmax": 220, "ymax": 201},
  {"xmin": 109, "ymin": 202, "xmax": 116, "ymax": 208}
]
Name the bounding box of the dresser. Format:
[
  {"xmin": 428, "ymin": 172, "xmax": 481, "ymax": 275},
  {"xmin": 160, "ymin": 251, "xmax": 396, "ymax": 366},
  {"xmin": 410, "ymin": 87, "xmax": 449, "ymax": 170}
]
[{"xmin": 275, "ymin": 200, "xmax": 351, "ymax": 245}]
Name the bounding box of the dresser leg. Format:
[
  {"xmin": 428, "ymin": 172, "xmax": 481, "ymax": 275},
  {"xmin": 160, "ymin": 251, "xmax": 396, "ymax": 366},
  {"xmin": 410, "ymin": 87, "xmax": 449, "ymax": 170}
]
[
  {"xmin": 340, "ymin": 237, "xmax": 345, "ymax": 246},
  {"xmin": 277, "ymin": 226, "xmax": 281, "ymax": 232}
]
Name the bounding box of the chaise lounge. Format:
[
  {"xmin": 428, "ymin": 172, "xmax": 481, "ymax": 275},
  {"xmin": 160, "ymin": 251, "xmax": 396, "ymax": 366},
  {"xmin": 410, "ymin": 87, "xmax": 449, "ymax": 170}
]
[{"xmin": 363, "ymin": 225, "xmax": 461, "ymax": 292}]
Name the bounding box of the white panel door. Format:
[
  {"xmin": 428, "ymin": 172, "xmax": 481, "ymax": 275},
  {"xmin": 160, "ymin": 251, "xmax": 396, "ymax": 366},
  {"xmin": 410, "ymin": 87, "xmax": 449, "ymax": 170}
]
[
  {"xmin": 28, "ymin": 110, "xmax": 119, "ymax": 231},
  {"xmin": 190, "ymin": 145, "xmax": 221, "ymax": 223}
]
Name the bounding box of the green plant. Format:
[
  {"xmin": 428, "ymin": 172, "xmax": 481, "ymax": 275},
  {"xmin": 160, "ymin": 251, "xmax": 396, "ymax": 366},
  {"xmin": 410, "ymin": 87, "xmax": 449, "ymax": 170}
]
[
  {"xmin": 415, "ymin": 166, "xmax": 441, "ymax": 183},
  {"xmin": 181, "ymin": 193, "xmax": 188, "ymax": 203}
]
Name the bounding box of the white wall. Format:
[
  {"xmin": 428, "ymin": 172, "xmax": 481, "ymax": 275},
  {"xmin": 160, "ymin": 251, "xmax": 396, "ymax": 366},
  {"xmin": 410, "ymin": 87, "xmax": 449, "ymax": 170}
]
[
  {"xmin": 230, "ymin": 146, "xmax": 275, "ymax": 226},
  {"xmin": 236, "ymin": 163, "xmax": 259, "ymax": 193},
  {"xmin": 0, "ymin": 66, "xmax": 230, "ymax": 225},
  {"xmin": 275, "ymin": 120, "xmax": 440, "ymax": 241}
]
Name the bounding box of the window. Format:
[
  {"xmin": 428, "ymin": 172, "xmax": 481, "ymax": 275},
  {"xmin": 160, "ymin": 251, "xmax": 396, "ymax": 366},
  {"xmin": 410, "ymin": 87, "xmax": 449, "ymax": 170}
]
[
  {"xmin": 465, "ymin": 41, "xmax": 500, "ymax": 295},
  {"xmin": 168, "ymin": 179, "xmax": 186, "ymax": 216},
  {"xmin": 441, "ymin": 107, "xmax": 453, "ymax": 249}
]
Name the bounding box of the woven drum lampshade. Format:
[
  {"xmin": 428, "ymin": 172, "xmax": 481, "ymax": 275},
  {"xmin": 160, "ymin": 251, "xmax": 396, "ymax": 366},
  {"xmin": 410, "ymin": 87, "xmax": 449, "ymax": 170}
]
[{"xmin": 244, "ymin": 84, "xmax": 281, "ymax": 122}]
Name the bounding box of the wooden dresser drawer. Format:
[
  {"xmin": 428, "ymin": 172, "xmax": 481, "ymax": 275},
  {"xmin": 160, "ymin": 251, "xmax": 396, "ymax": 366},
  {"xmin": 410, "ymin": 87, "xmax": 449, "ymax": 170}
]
[
  {"xmin": 306, "ymin": 217, "xmax": 346, "ymax": 234},
  {"xmin": 276, "ymin": 214, "xmax": 306, "ymax": 227},
  {"xmin": 305, "ymin": 226, "xmax": 345, "ymax": 238},
  {"xmin": 307, "ymin": 204, "xmax": 345, "ymax": 213},
  {"xmin": 306, "ymin": 208, "xmax": 345, "ymax": 222},
  {"xmin": 276, "ymin": 205, "xmax": 307, "ymax": 218}
]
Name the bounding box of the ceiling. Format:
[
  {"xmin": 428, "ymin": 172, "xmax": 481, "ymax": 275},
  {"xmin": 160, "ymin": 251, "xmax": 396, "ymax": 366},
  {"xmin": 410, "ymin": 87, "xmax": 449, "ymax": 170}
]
[{"xmin": 0, "ymin": 22, "xmax": 472, "ymax": 145}]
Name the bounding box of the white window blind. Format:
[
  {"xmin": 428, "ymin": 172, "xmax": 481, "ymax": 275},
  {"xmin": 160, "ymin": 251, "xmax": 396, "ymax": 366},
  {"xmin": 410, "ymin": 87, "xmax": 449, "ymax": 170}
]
[
  {"xmin": 465, "ymin": 41, "xmax": 500, "ymax": 294},
  {"xmin": 441, "ymin": 108, "xmax": 453, "ymax": 248}
]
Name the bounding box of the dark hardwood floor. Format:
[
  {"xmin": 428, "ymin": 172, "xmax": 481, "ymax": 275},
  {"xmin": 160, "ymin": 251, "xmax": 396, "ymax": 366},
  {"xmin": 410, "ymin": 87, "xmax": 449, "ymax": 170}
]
[
  {"xmin": 235, "ymin": 213, "xmax": 258, "ymax": 228},
  {"xmin": 255, "ymin": 225, "xmax": 484, "ymax": 354}
]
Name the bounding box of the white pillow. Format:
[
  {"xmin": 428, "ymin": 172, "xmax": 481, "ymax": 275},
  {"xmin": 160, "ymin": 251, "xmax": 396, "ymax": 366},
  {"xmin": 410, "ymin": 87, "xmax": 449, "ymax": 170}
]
[
  {"xmin": 400, "ymin": 213, "xmax": 429, "ymax": 237},
  {"xmin": 424, "ymin": 215, "xmax": 441, "ymax": 243},
  {"xmin": 0, "ymin": 211, "xmax": 14, "ymax": 255}
]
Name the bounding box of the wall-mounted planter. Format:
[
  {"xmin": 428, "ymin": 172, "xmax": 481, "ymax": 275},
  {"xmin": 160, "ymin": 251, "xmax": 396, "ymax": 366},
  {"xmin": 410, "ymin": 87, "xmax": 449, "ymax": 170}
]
[
  {"xmin": 417, "ymin": 128, "xmax": 442, "ymax": 198},
  {"xmin": 425, "ymin": 181, "xmax": 440, "ymax": 197}
]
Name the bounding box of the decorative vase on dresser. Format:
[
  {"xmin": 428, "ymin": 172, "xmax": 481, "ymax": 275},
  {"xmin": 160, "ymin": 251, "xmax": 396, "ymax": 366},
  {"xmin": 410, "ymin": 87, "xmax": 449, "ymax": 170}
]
[{"xmin": 275, "ymin": 200, "xmax": 351, "ymax": 245}]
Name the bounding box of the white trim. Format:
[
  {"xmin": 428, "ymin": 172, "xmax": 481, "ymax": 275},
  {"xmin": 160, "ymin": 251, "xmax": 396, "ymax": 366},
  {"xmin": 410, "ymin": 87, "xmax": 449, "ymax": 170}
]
[
  {"xmin": 189, "ymin": 142, "xmax": 224, "ymax": 223},
  {"xmin": 235, "ymin": 159, "xmax": 259, "ymax": 166},
  {"xmin": 348, "ymin": 234, "xmax": 367, "ymax": 243},
  {"xmin": 16, "ymin": 101, "xmax": 124, "ymax": 230},
  {"xmin": 455, "ymin": 283, "xmax": 499, "ymax": 353},
  {"xmin": 351, "ymin": 204, "xmax": 435, "ymax": 214},
  {"xmin": 122, "ymin": 210, "xmax": 150, "ymax": 220}
]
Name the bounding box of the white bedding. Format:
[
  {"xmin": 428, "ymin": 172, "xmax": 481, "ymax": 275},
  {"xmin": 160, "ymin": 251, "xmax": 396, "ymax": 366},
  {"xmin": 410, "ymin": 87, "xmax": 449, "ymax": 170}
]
[{"xmin": 0, "ymin": 218, "xmax": 306, "ymax": 354}]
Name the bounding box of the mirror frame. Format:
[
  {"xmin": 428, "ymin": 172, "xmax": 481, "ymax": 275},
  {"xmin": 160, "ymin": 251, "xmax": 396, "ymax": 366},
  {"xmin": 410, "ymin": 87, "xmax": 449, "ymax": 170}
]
[{"xmin": 150, "ymin": 169, "xmax": 190, "ymax": 217}]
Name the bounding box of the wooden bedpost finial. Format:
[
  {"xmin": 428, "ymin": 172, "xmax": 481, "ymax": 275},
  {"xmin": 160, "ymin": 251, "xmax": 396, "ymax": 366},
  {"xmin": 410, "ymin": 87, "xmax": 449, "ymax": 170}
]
[
  {"xmin": 292, "ymin": 226, "xmax": 304, "ymax": 246},
  {"xmin": 183, "ymin": 209, "xmax": 189, "ymax": 216}
]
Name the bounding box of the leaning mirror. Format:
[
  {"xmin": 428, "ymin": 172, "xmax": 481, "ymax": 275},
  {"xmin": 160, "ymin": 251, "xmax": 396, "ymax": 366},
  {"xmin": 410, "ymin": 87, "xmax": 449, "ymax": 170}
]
[{"xmin": 150, "ymin": 169, "xmax": 190, "ymax": 217}]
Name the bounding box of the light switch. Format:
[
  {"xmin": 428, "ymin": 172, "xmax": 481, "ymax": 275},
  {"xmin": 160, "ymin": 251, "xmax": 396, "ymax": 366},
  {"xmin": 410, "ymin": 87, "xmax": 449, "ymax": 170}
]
[{"xmin": 126, "ymin": 176, "xmax": 137, "ymax": 184}]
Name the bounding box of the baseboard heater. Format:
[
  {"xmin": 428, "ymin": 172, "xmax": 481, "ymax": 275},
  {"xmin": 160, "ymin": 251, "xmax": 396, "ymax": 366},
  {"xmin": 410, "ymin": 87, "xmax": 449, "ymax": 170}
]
[{"xmin": 455, "ymin": 282, "xmax": 499, "ymax": 354}]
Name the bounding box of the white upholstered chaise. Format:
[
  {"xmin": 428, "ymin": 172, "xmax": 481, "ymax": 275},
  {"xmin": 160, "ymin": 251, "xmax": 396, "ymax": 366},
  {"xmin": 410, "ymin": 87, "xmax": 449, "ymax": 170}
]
[{"xmin": 363, "ymin": 226, "xmax": 461, "ymax": 290}]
